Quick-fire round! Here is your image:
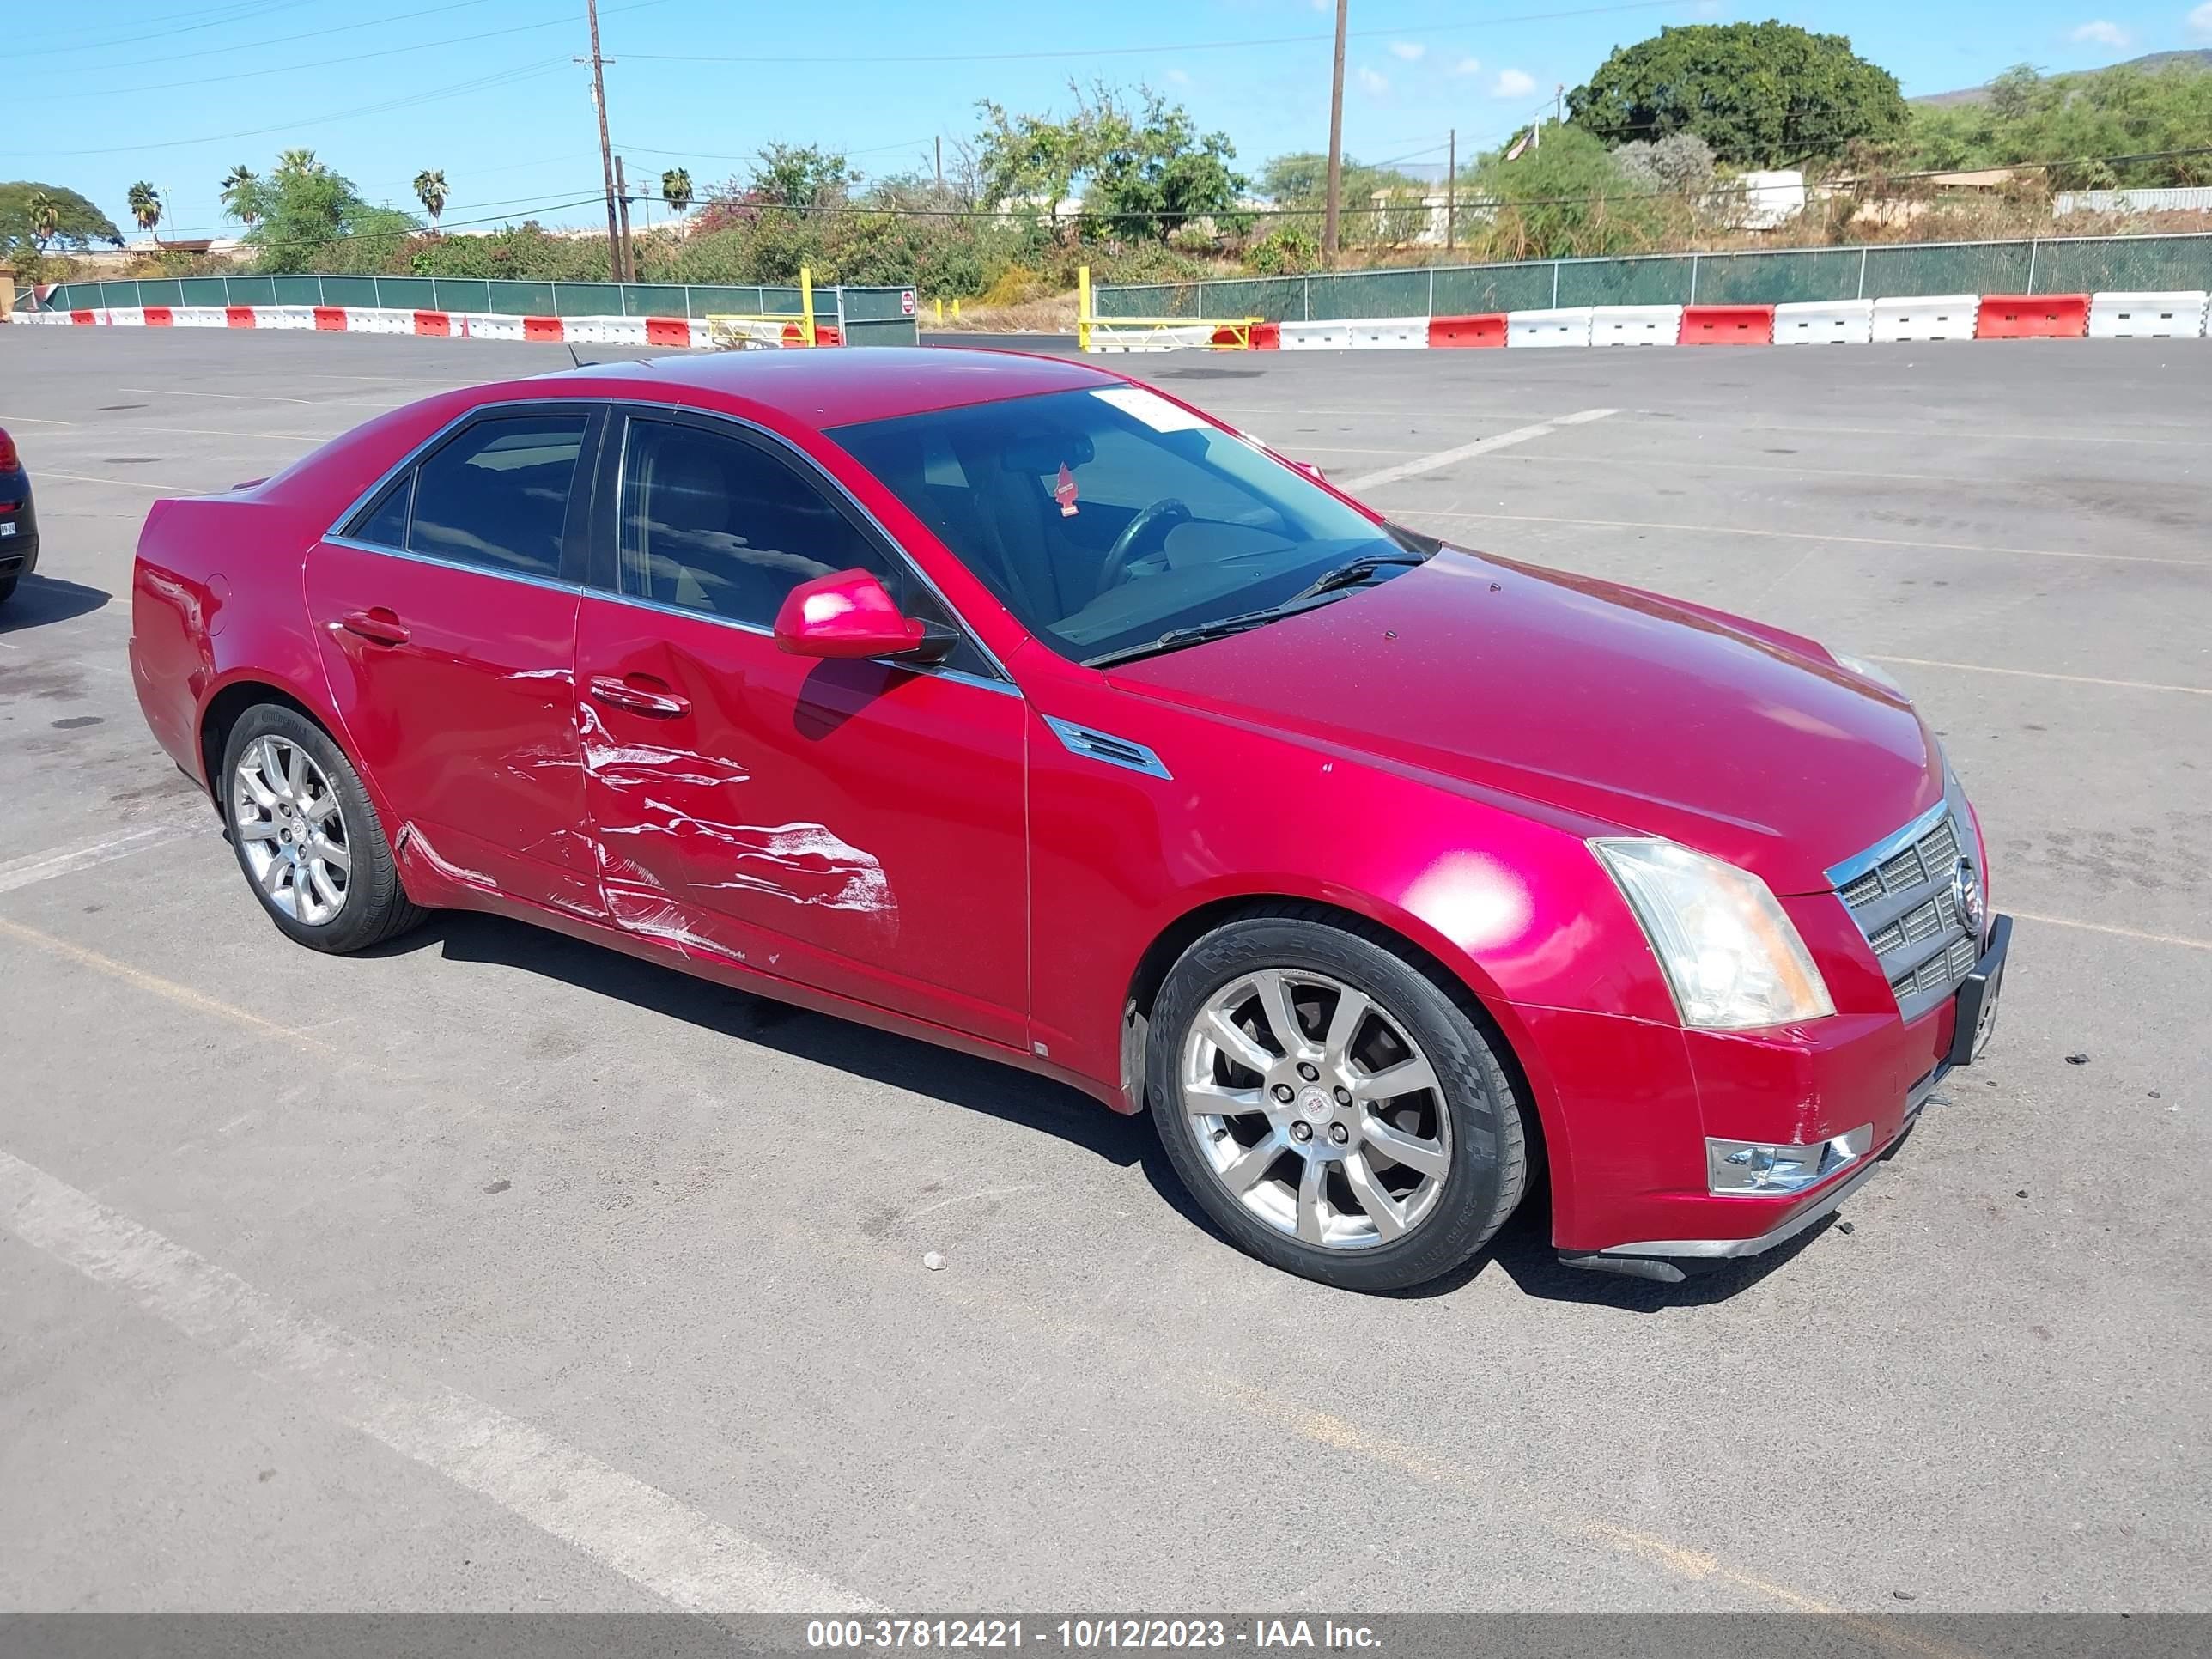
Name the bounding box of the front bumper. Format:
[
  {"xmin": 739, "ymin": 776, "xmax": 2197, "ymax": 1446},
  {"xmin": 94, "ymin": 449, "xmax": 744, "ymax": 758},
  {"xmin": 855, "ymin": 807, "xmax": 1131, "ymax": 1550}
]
[{"xmin": 1528, "ymin": 915, "xmax": 2011, "ymax": 1277}]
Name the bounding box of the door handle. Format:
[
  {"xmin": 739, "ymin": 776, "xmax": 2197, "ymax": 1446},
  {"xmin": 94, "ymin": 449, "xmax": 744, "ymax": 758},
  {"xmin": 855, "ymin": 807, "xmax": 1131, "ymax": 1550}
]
[
  {"xmin": 588, "ymin": 674, "xmax": 690, "ymax": 719},
  {"xmin": 340, "ymin": 607, "xmax": 410, "ymax": 647}
]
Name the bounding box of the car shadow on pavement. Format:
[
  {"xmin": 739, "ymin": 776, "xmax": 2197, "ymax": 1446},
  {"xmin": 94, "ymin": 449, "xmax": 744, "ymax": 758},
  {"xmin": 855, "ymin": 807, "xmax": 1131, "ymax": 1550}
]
[
  {"xmin": 0, "ymin": 575, "xmax": 110, "ymax": 635},
  {"xmin": 1470, "ymin": 1202, "xmax": 1832, "ymax": 1310},
  {"xmin": 384, "ymin": 910, "xmax": 1158, "ymax": 1171}
]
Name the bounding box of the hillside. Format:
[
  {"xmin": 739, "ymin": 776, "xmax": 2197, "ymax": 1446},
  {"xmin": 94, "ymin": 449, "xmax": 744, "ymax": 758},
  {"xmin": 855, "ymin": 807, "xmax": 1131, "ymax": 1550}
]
[{"xmin": 1916, "ymin": 48, "xmax": 2212, "ymax": 105}]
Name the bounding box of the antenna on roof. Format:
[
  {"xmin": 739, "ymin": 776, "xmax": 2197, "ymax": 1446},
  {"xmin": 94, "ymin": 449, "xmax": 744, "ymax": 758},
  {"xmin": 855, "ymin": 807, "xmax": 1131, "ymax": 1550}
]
[{"xmin": 566, "ymin": 341, "xmax": 585, "ymax": 369}]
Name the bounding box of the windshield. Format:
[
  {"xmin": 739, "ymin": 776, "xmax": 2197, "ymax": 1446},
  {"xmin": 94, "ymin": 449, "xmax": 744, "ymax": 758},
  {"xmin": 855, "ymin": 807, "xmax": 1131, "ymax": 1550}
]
[{"xmin": 830, "ymin": 385, "xmax": 1414, "ymax": 664}]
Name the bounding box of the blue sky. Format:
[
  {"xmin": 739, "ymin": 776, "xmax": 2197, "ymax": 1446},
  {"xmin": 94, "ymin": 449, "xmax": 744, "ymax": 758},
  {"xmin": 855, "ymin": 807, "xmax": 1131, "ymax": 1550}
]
[{"xmin": 9, "ymin": 0, "xmax": 2211, "ymax": 240}]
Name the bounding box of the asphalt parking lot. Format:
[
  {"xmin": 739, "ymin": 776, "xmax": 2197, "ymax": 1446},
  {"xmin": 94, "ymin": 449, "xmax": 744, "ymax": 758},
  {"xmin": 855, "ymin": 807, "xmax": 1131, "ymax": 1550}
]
[{"xmin": 2, "ymin": 326, "xmax": 2207, "ymax": 1616}]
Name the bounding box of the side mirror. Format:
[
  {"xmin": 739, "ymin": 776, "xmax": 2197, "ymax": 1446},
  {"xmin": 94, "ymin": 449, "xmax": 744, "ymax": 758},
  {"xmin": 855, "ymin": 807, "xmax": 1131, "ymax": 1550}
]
[{"xmin": 774, "ymin": 568, "xmax": 955, "ymax": 664}]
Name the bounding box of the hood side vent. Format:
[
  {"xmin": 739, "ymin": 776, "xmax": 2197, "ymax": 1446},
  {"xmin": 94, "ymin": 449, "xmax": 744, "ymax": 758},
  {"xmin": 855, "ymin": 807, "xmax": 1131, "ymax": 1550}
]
[{"xmin": 1043, "ymin": 715, "xmax": 1171, "ymax": 781}]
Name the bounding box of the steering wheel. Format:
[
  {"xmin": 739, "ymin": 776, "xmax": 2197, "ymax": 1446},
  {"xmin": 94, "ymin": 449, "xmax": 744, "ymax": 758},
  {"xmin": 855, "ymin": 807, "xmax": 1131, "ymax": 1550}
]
[{"xmin": 1096, "ymin": 497, "xmax": 1194, "ymax": 599}]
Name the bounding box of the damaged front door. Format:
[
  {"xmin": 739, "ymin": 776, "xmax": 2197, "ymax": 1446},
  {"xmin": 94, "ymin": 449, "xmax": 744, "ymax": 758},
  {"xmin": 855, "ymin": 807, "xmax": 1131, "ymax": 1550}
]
[{"xmin": 573, "ymin": 410, "xmax": 1027, "ymax": 1048}]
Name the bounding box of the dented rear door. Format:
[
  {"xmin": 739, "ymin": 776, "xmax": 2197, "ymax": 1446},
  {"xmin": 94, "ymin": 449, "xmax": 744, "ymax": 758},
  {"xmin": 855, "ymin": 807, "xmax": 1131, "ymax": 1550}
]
[{"xmin": 572, "ymin": 408, "xmax": 1028, "ymax": 1048}]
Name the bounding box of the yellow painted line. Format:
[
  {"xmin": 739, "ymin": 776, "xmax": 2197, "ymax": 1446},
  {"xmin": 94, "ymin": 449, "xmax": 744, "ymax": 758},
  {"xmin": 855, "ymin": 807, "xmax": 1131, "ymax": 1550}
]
[
  {"xmin": 1382, "ymin": 508, "xmax": 2202, "ymax": 569},
  {"xmin": 0, "ymin": 915, "xmax": 338, "ymax": 1054},
  {"xmin": 1868, "ymin": 654, "xmax": 2211, "ymax": 698},
  {"xmin": 2010, "ymin": 911, "xmax": 2212, "ymax": 951},
  {"xmin": 1208, "ymin": 1376, "xmax": 1973, "ymax": 1637}
]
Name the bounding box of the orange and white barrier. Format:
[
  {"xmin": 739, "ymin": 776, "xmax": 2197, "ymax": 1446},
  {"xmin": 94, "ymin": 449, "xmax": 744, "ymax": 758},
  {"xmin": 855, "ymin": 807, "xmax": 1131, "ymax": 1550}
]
[{"xmin": 9, "ymin": 306, "xmax": 819, "ymax": 350}]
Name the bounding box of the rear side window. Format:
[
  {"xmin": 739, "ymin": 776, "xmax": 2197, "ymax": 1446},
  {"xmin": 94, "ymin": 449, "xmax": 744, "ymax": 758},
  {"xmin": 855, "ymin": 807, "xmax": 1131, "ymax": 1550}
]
[
  {"xmin": 353, "ymin": 473, "xmax": 412, "ymax": 548},
  {"xmin": 405, "ymin": 413, "xmax": 589, "ymax": 580}
]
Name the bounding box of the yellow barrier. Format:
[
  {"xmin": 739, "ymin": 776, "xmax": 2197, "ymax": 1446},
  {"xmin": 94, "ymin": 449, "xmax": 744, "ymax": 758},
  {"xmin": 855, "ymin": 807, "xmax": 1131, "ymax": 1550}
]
[{"xmin": 1078, "ymin": 265, "xmax": 1258, "ymax": 351}]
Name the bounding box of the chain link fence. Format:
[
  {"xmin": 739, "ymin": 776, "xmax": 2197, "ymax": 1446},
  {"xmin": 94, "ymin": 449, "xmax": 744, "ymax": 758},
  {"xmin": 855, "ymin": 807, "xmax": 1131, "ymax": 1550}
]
[{"xmin": 1095, "ymin": 233, "xmax": 2212, "ymax": 322}]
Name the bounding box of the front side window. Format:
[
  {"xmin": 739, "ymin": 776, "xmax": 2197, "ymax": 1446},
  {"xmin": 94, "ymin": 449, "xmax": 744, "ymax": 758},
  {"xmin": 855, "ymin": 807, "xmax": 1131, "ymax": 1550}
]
[
  {"xmin": 830, "ymin": 385, "xmax": 1415, "ymax": 664},
  {"xmin": 618, "ymin": 417, "xmax": 891, "ymax": 627},
  {"xmin": 406, "ymin": 413, "xmax": 589, "ymax": 580}
]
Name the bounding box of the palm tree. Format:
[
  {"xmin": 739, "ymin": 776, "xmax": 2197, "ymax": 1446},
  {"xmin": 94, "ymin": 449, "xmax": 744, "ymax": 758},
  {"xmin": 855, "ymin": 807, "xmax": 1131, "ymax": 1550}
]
[
  {"xmin": 275, "ymin": 148, "xmax": 324, "ymax": 180},
  {"xmin": 412, "ymin": 169, "xmax": 448, "ymax": 233},
  {"xmin": 25, "ymin": 190, "xmax": 62, "ymax": 253},
  {"xmin": 126, "ymin": 182, "xmax": 162, "ymax": 243},
  {"xmin": 660, "ymin": 167, "xmax": 693, "ymax": 212},
  {"xmin": 220, "ymin": 164, "xmax": 260, "ymax": 225}
]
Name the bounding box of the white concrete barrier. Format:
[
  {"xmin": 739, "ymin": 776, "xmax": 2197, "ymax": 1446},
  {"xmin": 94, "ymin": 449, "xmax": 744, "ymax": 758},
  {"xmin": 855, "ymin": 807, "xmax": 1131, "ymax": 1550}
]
[
  {"xmin": 106, "ymin": 307, "xmax": 147, "ymax": 327},
  {"xmin": 2087, "ymin": 290, "xmax": 2209, "ymax": 340},
  {"xmin": 1872, "ymin": 295, "xmax": 1980, "ymax": 343},
  {"xmin": 566, "ymin": 315, "xmax": 651, "ymax": 346},
  {"xmin": 1279, "ymin": 320, "xmax": 1357, "ymax": 350},
  {"xmin": 1507, "ymin": 307, "xmax": 1595, "ymax": 349},
  {"xmin": 346, "ymin": 308, "xmax": 414, "ymax": 334},
  {"xmin": 171, "ymin": 307, "xmax": 228, "ymax": 327},
  {"xmin": 1774, "ymin": 298, "xmax": 1875, "ymax": 345},
  {"xmin": 1589, "ymin": 305, "xmax": 1683, "ymax": 346},
  {"xmin": 464, "ymin": 313, "xmax": 525, "ymax": 341},
  {"xmin": 261, "ymin": 306, "xmax": 318, "ymax": 330},
  {"xmin": 1349, "ymin": 316, "xmax": 1429, "ymax": 349}
]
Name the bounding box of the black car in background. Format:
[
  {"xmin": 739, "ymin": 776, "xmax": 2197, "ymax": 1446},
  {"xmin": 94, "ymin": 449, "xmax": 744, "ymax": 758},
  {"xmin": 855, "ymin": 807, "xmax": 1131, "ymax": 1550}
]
[{"xmin": 0, "ymin": 425, "xmax": 38, "ymax": 604}]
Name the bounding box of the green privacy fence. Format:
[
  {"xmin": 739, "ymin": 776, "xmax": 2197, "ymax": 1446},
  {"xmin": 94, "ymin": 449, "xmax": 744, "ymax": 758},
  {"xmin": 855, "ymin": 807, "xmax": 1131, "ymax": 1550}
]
[
  {"xmin": 1095, "ymin": 233, "xmax": 2212, "ymax": 322},
  {"xmin": 31, "ymin": 276, "xmax": 923, "ymax": 343}
]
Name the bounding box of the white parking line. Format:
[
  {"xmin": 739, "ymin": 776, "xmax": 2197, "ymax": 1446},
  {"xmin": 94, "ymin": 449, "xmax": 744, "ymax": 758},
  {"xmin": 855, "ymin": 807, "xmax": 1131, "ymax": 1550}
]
[
  {"xmin": 32, "ymin": 469, "xmax": 196, "ymax": 493},
  {"xmin": 2012, "ymin": 912, "xmax": 2212, "ymax": 951},
  {"xmin": 1341, "ymin": 409, "xmax": 1617, "ymax": 491},
  {"xmin": 1387, "ymin": 508, "xmax": 2203, "ymax": 568},
  {"xmin": 1868, "ymin": 654, "xmax": 2211, "ymax": 697},
  {"xmin": 0, "ymin": 1146, "xmax": 878, "ymax": 1614},
  {"xmin": 0, "ymin": 822, "xmax": 200, "ymax": 898},
  {"xmin": 118, "ymin": 386, "xmax": 316, "ymax": 404}
]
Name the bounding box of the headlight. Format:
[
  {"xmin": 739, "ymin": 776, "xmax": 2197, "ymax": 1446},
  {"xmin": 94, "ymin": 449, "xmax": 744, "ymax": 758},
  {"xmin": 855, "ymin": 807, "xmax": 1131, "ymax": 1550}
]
[
  {"xmin": 1830, "ymin": 650, "xmax": 1910, "ymax": 700},
  {"xmin": 1591, "ymin": 839, "xmax": 1836, "ymax": 1030}
]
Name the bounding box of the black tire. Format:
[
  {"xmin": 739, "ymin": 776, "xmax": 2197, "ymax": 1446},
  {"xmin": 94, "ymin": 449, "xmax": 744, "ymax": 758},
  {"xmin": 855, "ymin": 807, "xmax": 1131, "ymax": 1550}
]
[
  {"xmin": 1146, "ymin": 907, "xmax": 1528, "ymax": 1292},
  {"xmin": 221, "ymin": 704, "xmax": 426, "ymax": 954}
]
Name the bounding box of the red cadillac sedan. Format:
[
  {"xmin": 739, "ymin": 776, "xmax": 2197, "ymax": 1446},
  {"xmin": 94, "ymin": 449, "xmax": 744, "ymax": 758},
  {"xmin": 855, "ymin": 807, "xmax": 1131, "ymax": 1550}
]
[{"xmin": 129, "ymin": 347, "xmax": 2008, "ymax": 1291}]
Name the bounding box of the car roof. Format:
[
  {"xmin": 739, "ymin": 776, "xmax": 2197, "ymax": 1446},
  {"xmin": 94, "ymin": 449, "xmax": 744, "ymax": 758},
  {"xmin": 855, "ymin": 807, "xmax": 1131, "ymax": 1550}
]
[{"xmin": 555, "ymin": 344, "xmax": 1122, "ymax": 430}]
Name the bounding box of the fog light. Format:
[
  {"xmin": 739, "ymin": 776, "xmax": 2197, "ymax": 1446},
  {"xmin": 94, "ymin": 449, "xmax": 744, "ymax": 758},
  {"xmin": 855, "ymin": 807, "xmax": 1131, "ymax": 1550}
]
[{"xmin": 1706, "ymin": 1125, "xmax": 1873, "ymax": 1195}]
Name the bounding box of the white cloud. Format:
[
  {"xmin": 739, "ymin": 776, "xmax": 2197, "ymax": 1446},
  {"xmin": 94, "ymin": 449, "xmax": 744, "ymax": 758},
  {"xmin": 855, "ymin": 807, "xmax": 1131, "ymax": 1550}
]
[
  {"xmin": 1356, "ymin": 65, "xmax": 1390, "ymax": 96},
  {"xmin": 2069, "ymin": 19, "xmax": 2130, "ymax": 46},
  {"xmin": 1165, "ymin": 67, "xmax": 1191, "ymax": 85},
  {"xmin": 1389, "ymin": 40, "xmax": 1426, "ymax": 61},
  {"xmin": 1451, "ymin": 55, "xmax": 1481, "ymax": 76},
  {"xmin": 2190, "ymin": 2, "xmax": 2212, "ymax": 38},
  {"xmin": 1492, "ymin": 68, "xmax": 1537, "ymax": 99}
]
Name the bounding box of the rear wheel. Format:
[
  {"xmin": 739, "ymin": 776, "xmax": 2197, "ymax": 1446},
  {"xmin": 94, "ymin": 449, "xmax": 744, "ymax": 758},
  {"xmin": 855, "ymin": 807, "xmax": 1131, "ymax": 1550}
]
[
  {"xmin": 222, "ymin": 705, "xmax": 424, "ymax": 953},
  {"xmin": 1147, "ymin": 910, "xmax": 1528, "ymax": 1291}
]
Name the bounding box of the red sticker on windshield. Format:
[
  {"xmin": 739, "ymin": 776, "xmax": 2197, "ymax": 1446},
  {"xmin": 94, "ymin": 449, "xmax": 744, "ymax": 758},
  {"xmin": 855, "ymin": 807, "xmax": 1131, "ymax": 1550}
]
[{"xmin": 1054, "ymin": 462, "xmax": 1079, "ymax": 518}]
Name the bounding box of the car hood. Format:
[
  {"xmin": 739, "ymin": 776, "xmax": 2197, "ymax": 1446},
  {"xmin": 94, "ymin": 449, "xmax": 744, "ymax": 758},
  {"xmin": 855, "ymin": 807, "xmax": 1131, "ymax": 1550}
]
[{"xmin": 1104, "ymin": 550, "xmax": 1942, "ymax": 895}]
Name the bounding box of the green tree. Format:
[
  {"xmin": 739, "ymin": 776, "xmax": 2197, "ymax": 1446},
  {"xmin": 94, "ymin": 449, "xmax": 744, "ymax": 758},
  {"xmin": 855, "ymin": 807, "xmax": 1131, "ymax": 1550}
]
[
  {"xmin": 660, "ymin": 167, "xmax": 693, "ymax": 210},
  {"xmin": 126, "ymin": 181, "xmax": 163, "ymax": 239},
  {"xmin": 0, "ymin": 182, "xmax": 124, "ymax": 256},
  {"xmin": 750, "ymin": 143, "xmax": 854, "ymax": 209},
  {"xmin": 243, "ymin": 155, "xmax": 418, "ymax": 273},
  {"xmin": 1900, "ymin": 62, "xmax": 2212, "ymax": 187},
  {"xmin": 220, "ymin": 165, "xmax": 261, "ymax": 225},
  {"xmin": 1471, "ymin": 122, "xmax": 1670, "ymax": 259},
  {"xmin": 1567, "ymin": 22, "xmax": 1907, "ymax": 167},
  {"xmin": 1260, "ymin": 150, "xmax": 1430, "ymax": 246},
  {"xmin": 975, "ymin": 82, "xmax": 1245, "ymax": 245},
  {"xmin": 413, "ymin": 169, "xmax": 447, "ymax": 232}
]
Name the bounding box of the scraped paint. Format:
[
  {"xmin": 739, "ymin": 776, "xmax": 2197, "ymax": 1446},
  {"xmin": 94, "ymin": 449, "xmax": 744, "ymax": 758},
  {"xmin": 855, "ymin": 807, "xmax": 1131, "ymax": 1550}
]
[{"xmin": 403, "ymin": 823, "xmax": 497, "ymax": 892}]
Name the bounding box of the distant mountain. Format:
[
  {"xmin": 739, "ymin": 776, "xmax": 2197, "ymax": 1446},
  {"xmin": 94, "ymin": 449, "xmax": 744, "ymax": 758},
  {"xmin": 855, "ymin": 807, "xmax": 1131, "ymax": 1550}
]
[{"xmin": 1915, "ymin": 48, "xmax": 2212, "ymax": 106}]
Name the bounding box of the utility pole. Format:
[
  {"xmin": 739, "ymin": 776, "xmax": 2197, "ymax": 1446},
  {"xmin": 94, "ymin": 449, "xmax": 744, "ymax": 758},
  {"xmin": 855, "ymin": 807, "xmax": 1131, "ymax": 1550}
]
[
  {"xmin": 1322, "ymin": 0, "xmax": 1347, "ymax": 264},
  {"xmin": 1444, "ymin": 128, "xmax": 1455, "ymax": 252},
  {"xmin": 580, "ymin": 0, "xmax": 623, "ymax": 284},
  {"xmin": 613, "ymin": 154, "xmax": 636, "ymax": 283}
]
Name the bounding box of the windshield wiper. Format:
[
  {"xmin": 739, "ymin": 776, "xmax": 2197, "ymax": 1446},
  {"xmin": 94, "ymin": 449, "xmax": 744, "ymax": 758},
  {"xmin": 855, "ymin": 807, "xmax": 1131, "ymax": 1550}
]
[
  {"xmin": 1083, "ymin": 592, "xmax": 1348, "ymax": 669},
  {"xmin": 1289, "ymin": 550, "xmax": 1429, "ymax": 601}
]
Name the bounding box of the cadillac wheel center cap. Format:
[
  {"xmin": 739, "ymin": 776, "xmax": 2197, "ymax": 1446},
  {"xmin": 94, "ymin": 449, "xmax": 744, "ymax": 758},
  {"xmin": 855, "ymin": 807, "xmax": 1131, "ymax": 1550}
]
[{"xmin": 1298, "ymin": 1088, "xmax": 1334, "ymax": 1125}]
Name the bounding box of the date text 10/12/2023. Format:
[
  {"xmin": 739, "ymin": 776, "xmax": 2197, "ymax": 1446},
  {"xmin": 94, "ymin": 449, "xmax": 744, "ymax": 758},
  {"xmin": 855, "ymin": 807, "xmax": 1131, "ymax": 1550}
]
[{"xmin": 806, "ymin": 1619, "xmax": 1383, "ymax": 1650}]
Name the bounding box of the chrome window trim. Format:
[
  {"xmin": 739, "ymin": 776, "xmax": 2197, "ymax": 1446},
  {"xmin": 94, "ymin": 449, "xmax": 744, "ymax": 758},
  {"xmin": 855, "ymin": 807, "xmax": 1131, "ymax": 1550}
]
[
  {"xmin": 322, "ymin": 534, "xmax": 586, "ymax": 596},
  {"xmin": 324, "ymin": 398, "xmax": 584, "ymax": 548},
  {"xmin": 1042, "ymin": 715, "xmax": 1171, "ymax": 780},
  {"xmin": 602, "ymin": 398, "xmax": 1018, "ymax": 687},
  {"xmin": 587, "ymin": 585, "xmax": 1022, "ymax": 699},
  {"xmin": 1825, "ymin": 793, "xmax": 1956, "ymax": 890}
]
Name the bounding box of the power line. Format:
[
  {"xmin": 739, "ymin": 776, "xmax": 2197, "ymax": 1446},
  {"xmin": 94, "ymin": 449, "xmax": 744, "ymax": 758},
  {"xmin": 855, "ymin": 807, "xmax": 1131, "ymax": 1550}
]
[
  {"xmin": 16, "ymin": 0, "xmax": 505, "ymax": 70},
  {"xmin": 612, "ymin": 0, "xmax": 1679, "ymax": 66},
  {"xmin": 9, "ymin": 0, "xmax": 301, "ymax": 61}
]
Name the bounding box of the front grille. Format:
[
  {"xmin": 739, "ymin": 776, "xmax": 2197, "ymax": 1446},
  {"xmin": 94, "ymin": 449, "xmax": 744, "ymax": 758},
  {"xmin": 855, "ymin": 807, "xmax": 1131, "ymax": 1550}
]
[{"xmin": 1834, "ymin": 807, "xmax": 1980, "ymax": 1018}]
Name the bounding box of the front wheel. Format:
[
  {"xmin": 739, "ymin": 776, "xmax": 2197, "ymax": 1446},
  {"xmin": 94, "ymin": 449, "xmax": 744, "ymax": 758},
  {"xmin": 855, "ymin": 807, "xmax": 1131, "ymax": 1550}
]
[
  {"xmin": 1147, "ymin": 910, "xmax": 1528, "ymax": 1291},
  {"xmin": 222, "ymin": 704, "xmax": 425, "ymax": 953}
]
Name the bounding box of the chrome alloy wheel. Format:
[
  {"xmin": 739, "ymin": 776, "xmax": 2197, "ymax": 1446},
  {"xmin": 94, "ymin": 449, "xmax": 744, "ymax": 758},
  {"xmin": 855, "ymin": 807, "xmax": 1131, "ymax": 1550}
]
[
  {"xmin": 1180, "ymin": 969, "xmax": 1452, "ymax": 1249},
  {"xmin": 231, "ymin": 734, "xmax": 352, "ymax": 925}
]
